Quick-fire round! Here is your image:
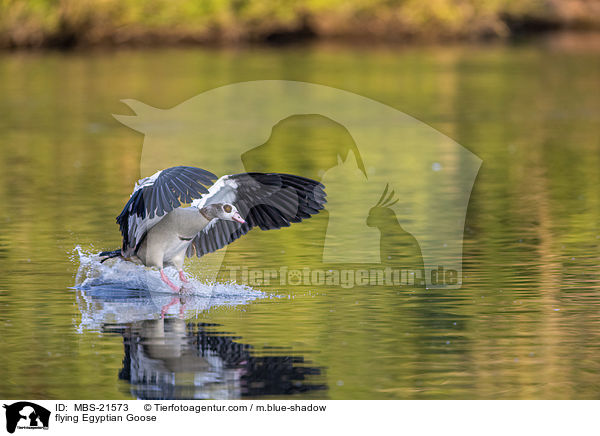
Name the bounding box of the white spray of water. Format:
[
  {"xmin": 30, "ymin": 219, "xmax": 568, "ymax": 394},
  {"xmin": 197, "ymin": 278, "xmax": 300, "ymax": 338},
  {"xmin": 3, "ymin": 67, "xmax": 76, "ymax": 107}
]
[{"xmin": 71, "ymin": 246, "xmax": 267, "ymax": 331}]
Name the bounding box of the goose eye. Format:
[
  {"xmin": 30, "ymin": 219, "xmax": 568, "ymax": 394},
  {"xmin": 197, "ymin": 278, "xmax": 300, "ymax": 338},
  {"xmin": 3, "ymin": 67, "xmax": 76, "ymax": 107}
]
[{"xmin": 223, "ymin": 204, "xmax": 232, "ymax": 213}]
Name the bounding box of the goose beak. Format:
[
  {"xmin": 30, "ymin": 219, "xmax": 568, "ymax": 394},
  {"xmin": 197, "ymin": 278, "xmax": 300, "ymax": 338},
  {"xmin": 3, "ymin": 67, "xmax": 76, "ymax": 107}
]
[{"xmin": 232, "ymin": 212, "xmax": 246, "ymax": 224}]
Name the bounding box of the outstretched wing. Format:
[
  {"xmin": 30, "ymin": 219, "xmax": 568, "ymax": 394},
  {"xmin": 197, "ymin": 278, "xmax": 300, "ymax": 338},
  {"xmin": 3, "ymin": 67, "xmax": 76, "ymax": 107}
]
[
  {"xmin": 117, "ymin": 166, "xmax": 217, "ymax": 256},
  {"xmin": 187, "ymin": 173, "xmax": 326, "ymax": 258}
]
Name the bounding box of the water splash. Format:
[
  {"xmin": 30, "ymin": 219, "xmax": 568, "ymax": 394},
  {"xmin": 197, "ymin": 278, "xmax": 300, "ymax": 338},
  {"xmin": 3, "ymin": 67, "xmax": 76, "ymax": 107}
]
[{"xmin": 71, "ymin": 246, "xmax": 266, "ymax": 331}]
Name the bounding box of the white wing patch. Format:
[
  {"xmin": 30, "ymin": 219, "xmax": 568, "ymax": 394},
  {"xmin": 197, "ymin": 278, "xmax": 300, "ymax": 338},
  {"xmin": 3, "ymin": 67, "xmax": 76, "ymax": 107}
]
[
  {"xmin": 131, "ymin": 169, "xmax": 162, "ymax": 196},
  {"xmin": 191, "ymin": 175, "xmax": 238, "ymax": 208},
  {"xmin": 122, "ymin": 169, "xmax": 164, "ymax": 250}
]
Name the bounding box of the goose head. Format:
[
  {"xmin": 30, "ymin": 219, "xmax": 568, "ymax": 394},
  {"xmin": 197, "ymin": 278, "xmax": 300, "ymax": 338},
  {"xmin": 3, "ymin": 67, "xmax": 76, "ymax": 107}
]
[{"xmin": 202, "ymin": 203, "xmax": 246, "ymax": 224}]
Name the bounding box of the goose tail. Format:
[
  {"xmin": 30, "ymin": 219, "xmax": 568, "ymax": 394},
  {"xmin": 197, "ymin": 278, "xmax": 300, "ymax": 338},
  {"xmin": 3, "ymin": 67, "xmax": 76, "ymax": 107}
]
[{"xmin": 98, "ymin": 249, "xmax": 122, "ymax": 263}]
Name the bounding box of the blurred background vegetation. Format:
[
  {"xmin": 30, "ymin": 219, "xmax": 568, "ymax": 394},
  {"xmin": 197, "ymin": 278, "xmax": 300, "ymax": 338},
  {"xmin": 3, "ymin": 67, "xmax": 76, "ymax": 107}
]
[{"xmin": 1, "ymin": 0, "xmax": 599, "ymax": 48}]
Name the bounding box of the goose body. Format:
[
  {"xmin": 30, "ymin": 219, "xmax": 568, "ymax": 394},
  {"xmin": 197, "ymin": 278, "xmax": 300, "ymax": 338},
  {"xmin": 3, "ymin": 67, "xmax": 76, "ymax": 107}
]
[
  {"xmin": 134, "ymin": 207, "xmax": 210, "ymax": 270},
  {"xmin": 100, "ymin": 166, "xmax": 326, "ymax": 291}
]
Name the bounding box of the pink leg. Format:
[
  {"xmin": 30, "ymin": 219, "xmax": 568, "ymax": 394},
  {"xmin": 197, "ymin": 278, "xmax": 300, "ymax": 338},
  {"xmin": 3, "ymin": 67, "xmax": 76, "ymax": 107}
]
[
  {"xmin": 160, "ymin": 269, "xmax": 180, "ymax": 292},
  {"xmin": 161, "ymin": 297, "xmax": 180, "ymax": 318},
  {"xmin": 178, "ymin": 270, "xmax": 189, "ymax": 283}
]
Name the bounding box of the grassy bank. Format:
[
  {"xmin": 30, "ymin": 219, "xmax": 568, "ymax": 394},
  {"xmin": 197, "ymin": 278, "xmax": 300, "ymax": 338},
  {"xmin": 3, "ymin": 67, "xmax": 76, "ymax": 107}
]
[{"xmin": 1, "ymin": 0, "xmax": 599, "ymax": 48}]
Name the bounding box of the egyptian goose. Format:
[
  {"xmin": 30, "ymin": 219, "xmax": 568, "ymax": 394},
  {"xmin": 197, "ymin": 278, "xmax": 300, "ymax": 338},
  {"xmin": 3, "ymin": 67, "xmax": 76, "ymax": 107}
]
[{"xmin": 100, "ymin": 166, "xmax": 326, "ymax": 292}]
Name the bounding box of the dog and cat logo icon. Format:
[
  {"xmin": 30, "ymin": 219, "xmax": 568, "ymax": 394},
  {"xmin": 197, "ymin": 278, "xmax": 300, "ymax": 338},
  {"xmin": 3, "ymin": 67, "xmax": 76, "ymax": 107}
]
[{"xmin": 2, "ymin": 402, "xmax": 50, "ymax": 433}]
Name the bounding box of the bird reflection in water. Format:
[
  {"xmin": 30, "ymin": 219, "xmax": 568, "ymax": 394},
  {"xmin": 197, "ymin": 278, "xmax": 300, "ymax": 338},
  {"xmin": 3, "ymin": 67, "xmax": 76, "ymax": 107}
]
[
  {"xmin": 75, "ymin": 285, "xmax": 327, "ymax": 400},
  {"xmin": 106, "ymin": 317, "xmax": 326, "ymax": 399}
]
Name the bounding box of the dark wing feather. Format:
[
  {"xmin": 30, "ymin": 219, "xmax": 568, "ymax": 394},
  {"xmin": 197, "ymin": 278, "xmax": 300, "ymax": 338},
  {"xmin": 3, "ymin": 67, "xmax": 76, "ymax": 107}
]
[
  {"xmin": 116, "ymin": 166, "xmax": 217, "ymax": 256},
  {"xmin": 187, "ymin": 173, "xmax": 326, "ymax": 258}
]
